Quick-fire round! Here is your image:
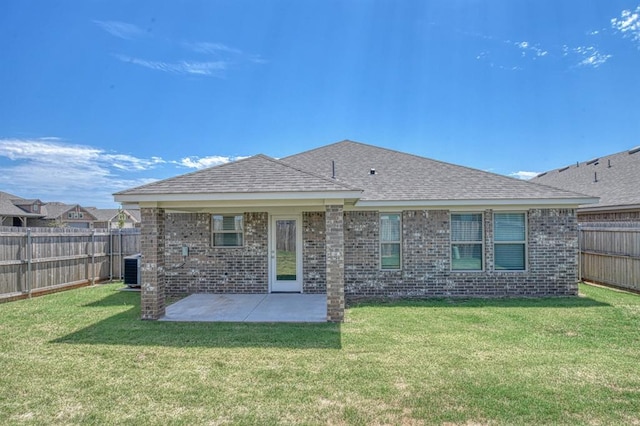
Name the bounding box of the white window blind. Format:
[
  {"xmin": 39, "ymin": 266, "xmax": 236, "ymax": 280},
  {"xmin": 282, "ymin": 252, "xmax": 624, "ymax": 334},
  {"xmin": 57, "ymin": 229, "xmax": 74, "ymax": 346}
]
[
  {"xmin": 212, "ymin": 214, "xmax": 244, "ymax": 247},
  {"xmin": 380, "ymin": 213, "xmax": 401, "ymax": 270},
  {"xmin": 451, "ymin": 213, "xmax": 483, "ymax": 271},
  {"xmin": 494, "ymin": 213, "xmax": 526, "ymax": 270}
]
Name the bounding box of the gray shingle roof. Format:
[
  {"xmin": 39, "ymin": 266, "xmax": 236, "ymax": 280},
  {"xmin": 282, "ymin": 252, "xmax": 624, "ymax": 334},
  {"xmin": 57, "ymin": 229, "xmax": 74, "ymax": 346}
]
[
  {"xmin": 531, "ymin": 146, "xmax": 640, "ymax": 210},
  {"xmin": 115, "ymin": 154, "xmax": 359, "ymax": 196},
  {"xmin": 85, "ymin": 208, "xmax": 120, "ymax": 222},
  {"xmin": 0, "ymin": 191, "xmax": 43, "ymax": 217},
  {"xmin": 281, "ymin": 141, "xmax": 591, "ymax": 202},
  {"xmin": 115, "ymin": 140, "xmax": 593, "ymax": 204},
  {"xmin": 40, "ymin": 203, "xmax": 97, "ymax": 220}
]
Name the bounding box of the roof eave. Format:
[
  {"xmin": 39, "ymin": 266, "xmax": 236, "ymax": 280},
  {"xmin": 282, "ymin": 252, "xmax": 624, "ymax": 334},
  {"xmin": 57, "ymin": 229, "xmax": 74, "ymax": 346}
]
[
  {"xmin": 355, "ymin": 197, "xmax": 599, "ymax": 208},
  {"xmin": 578, "ymin": 203, "xmax": 640, "ymax": 213},
  {"xmin": 114, "ymin": 190, "xmax": 363, "ymax": 204}
]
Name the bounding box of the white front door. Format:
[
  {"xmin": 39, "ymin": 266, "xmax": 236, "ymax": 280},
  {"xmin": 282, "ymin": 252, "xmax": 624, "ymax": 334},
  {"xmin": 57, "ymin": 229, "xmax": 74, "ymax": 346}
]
[{"xmin": 270, "ymin": 215, "xmax": 303, "ymax": 292}]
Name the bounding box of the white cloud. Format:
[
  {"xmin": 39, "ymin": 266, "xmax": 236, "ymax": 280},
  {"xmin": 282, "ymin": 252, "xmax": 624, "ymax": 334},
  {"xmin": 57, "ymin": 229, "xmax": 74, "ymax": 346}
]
[
  {"xmin": 509, "ymin": 171, "xmax": 540, "ymax": 180},
  {"xmin": 175, "ymin": 155, "xmax": 249, "ymax": 170},
  {"xmin": 93, "ymin": 20, "xmax": 146, "ymax": 40},
  {"xmin": 185, "ymin": 42, "xmax": 243, "ymax": 56},
  {"xmin": 514, "ymin": 41, "xmax": 549, "ymax": 59},
  {"xmin": 611, "ymin": 5, "xmax": 640, "ymax": 46},
  {"xmin": 114, "ymin": 54, "xmax": 227, "ymax": 76},
  {"xmin": 95, "ymin": 21, "xmax": 266, "ymax": 77},
  {"xmin": 102, "ymin": 154, "xmax": 165, "ymax": 171},
  {"xmin": 0, "ymin": 138, "xmax": 253, "ymax": 206},
  {"xmin": 573, "ymin": 46, "xmax": 612, "ymax": 68},
  {"xmin": 184, "ymin": 41, "xmax": 267, "ymax": 64},
  {"xmin": 0, "ymin": 138, "xmax": 165, "ymax": 207}
]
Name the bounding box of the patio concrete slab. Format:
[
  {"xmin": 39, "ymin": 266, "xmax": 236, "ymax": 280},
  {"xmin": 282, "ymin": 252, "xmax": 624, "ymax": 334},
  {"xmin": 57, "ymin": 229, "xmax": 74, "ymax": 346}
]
[{"xmin": 160, "ymin": 293, "xmax": 327, "ymax": 322}]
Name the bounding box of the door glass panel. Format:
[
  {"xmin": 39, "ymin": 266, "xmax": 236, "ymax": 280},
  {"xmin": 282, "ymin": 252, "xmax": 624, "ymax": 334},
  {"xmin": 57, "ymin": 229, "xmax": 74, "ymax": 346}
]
[{"xmin": 276, "ymin": 220, "xmax": 296, "ymax": 280}]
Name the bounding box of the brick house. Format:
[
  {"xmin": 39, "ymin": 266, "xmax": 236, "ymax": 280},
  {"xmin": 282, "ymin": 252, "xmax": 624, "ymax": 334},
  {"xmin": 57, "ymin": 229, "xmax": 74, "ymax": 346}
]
[
  {"xmin": 114, "ymin": 140, "xmax": 597, "ymax": 321},
  {"xmin": 531, "ymin": 146, "xmax": 640, "ymax": 222},
  {"xmin": 85, "ymin": 207, "xmax": 141, "ymax": 229},
  {"xmin": 28, "ymin": 203, "xmax": 98, "ymax": 228},
  {"xmin": 0, "ymin": 191, "xmax": 45, "ymax": 227}
]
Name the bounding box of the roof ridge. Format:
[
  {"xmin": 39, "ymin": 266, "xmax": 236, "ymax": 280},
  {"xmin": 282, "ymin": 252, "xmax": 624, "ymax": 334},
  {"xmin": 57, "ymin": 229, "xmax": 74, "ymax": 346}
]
[
  {"xmin": 267, "ymin": 154, "xmax": 361, "ymax": 191},
  {"xmin": 280, "ymin": 139, "xmax": 368, "ymax": 161},
  {"xmin": 537, "ymin": 145, "xmax": 640, "ymax": 174},
  {"xmin": 286, "ymin": 139, "xmax": 586, "ymax": 194}
]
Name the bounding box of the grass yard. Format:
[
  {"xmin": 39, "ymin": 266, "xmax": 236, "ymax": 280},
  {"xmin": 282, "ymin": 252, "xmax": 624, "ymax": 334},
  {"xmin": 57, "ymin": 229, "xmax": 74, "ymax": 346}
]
[{"xmin": 1, "ymin": 283, "xmax": 639, "ymax": 425}]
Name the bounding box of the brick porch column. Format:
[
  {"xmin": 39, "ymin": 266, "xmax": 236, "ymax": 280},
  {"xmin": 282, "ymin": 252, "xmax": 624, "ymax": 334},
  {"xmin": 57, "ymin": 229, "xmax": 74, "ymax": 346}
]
[
  {"xmin": 325, "ymin": 204, "xmax": 345, "ymax": 322},
  {"xmin": 140, "ymin": 207, "xmax": 166, "ymax": 320}
]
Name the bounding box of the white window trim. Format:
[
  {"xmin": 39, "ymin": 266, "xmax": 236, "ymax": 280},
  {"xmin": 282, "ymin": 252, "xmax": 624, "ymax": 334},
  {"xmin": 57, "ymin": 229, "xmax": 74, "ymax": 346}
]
[
  {"xmin": 493, "ymin": 211, "xmax": 528, "ymax": 272},
  {"xmin": 450, "ymin": 212, "xmax": 485, "ymax": 272},
  {"xmin": 211, "ymin": 213, "xmax": 244, "ymax": 248},
  {"xmin": 380, "ymin": 212, "xmax": 402, "ymax": 271}
]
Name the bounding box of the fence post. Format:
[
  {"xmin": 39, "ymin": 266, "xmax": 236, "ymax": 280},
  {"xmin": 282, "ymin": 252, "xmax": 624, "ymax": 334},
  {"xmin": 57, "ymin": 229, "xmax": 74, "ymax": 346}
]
[
  {"xmin": 26, "ymin": 228, "xmax": 32, "ymax": 296},
  {"xmin": 119, "ymin": 231, "xmax": 123, "ymax": 279},
  {"xmin": 91, "ymin": 230, "xmax": 96, "ymax": 285},
  {"xmin": 578, "ymin": 225, "xmax": 582, "ymax": 282},
  {"xmin": 109, "ymin": 231, "xmax": 113, "ymax": 281}
]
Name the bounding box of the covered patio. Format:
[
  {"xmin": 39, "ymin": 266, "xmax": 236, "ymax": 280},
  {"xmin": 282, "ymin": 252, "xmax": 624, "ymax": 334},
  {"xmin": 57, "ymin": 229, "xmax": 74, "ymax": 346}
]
[{"xmin": 160, "ymin": 293, "xmax": 328, "ymax": 322}]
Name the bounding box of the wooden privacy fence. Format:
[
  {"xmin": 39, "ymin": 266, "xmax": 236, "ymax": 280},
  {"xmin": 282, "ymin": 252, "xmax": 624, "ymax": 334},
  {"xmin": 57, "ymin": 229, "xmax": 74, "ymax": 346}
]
[
  {"xmin": 0, "ymin": 226, "xmax": 140, "ymax": 300},
  {"xmin": 579, "ymin": 222, "xmax": 640, "ymax": 292}
]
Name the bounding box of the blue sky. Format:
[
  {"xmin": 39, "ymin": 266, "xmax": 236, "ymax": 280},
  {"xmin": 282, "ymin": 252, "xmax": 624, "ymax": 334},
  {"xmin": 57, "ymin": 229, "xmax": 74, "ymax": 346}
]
[{"xmin": 1, "ymin": 1, "xmax": 639, "ymax": 208}]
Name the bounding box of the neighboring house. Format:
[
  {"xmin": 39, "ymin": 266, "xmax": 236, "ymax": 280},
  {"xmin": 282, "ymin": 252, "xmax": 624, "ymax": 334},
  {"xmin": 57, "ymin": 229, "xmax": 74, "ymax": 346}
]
[
  {"xmin": 0, "ymin": 191, "xmax": 45, "ymax": 227},
  {"xmin": 29, "ymin": 202, "xmax": 98, "ymax": 228},
  {"xmin": 86, "ymin": 208, "xmax": 141, "ymax": 229},
  {"xmin": 114, "ymin": 140, "xmax": 597, "ymax": 321},
  {"xmin": 531, "ymin": 146, "xmax": 640, "ymax": 222}
]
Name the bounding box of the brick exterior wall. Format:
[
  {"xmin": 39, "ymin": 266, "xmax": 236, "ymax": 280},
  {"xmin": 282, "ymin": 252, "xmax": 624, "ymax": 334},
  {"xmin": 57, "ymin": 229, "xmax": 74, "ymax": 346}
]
[
  {"xmin": 325, "ymin": 205, "xmax": 345, "ymax": 322},
  {"xmin": 163, "ymin": 212, "xmax": 269, "ymax": 295},
  {"xmin": 343, "ymin": 208, "xmax": 579, "ymax": 299},
  {"xmin": 141, "ymin": 207, "xmax": 578, "ymax": 320},
  {"xmin": 140, "ymin": 207, "xmax": 166, "ymax": 320},
  {"xmin": 302, "ymin": 212, "xmax": 326, "ymax": 293}
]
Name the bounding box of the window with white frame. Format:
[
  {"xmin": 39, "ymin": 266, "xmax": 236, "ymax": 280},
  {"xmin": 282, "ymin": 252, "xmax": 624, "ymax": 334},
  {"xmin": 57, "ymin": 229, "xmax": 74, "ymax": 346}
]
[
  {"xmin": 380, "ymin": 213, "xmax": 401, "ymax": 270},
  {"xmin": 451, "ymin": 213, "xmax": 483, "ymax": 271},
  {"xmin": 212, "ymin": 214, "xmax": 244, "ymax": 247},
  {"xmin": 494, "ymin": 212, "xmax": 526, "ymax": 270}
]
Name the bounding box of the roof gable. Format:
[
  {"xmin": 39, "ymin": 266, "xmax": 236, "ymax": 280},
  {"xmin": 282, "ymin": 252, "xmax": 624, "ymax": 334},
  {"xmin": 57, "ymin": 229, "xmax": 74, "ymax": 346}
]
[
  {"xmin": 0, "ymin": 191, "xmax": 44, "ymax": 217},
  {"xmin": 531, "ymin": 146, "xmax": 640, "ymax": 210},
  {"xmin": 41, "ymin": 203, "xmax": 98, "ymax": 220},
  {"xmin": 115, "ymin": 154, "xmax": 360, "ymax": 196}
]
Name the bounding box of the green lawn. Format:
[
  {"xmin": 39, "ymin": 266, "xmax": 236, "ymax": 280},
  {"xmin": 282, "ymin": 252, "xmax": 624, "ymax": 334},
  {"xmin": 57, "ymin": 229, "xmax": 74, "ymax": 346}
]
[
  {"xmin": 276, "ymin": 249, "xmax": 296, "ymax": 280},
  {"xmin": 1, "ymin": 283, "xmax": 639, "ymax": 425}
]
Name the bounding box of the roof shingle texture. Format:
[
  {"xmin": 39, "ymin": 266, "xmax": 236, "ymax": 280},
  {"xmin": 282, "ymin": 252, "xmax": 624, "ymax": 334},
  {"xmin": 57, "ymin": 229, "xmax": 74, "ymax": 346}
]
[
  {"xmin": 0, "ymin": 191, "xmax": 42, "ymax": 217},
  {"xmin": 116, "ymin": 141, "xmax": 591, "ymax": 201},
  {"xmin": 116, "ymin": 154, "xmax": 358, "ymax": 195},
  {"xmin": 531, "ymin": 147, "xmax": 640, "ymax": 209},
  {"xmin": 282, "ymin": 141, "xmax": 588, "ymax": 201}
]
